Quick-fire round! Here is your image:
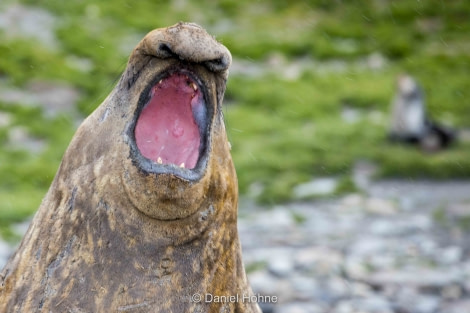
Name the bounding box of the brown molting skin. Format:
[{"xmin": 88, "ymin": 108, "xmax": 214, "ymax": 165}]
[{"xmin": 0, "ymin": 22, "xmax": 261, "ymax": 313}]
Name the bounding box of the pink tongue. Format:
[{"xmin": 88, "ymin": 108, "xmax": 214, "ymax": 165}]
[{"xmin": 135, "ymin": 73, "xmax": 202, "ymax": 169}]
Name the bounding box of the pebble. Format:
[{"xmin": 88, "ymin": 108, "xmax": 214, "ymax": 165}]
[
  {"xmin": 268, "ymin": 255, "xmax": 294, "ymax": 278},
  {"xmin": 290, "ymin": 275, "xmax": 318, "ymax": 301},
  {"xmin": 0, "ymin": 81, "xmax": 81, "ymax": 119},
  {"xmin": 334, "ymin": 296, "xmax": 393, "ymax": 313},
  {"xmin": 294, "ymin": 246, "xmax": 343, "ymax": 275},
  {"xmin": 293, "ymin": 177, "xmax": 338, "ymax": 198},
  {"xmin": 0, "ymin": 112, "xmax": 12, "ymax": 128},
  {"xmin": 366, "ymin": 52, "xmax": 387, "ymax": 71},
  {"xmin": 364, "ymin": 198, "xmax": 397, "ymax": 215},
  {"xmin": 341, "ymin": 107, "xmax": 362, "ymax": 124},
  {"xmin": 443, "ymin": 299, "xmax": 470, "ymax": 313},
  {"xmin": 8, "ymin": 126, "xmax": 47, "ymax": 153},
  {"xmin": 275, "ymin": 302, "xmax": 325, "ymax": 313},
  {"xmin": 0, "ymin": 220, "xmax": 31, "ymax": 270},
  {"xmin": 439, "ymin": 246, "xmax": 462, "ymax": 265},
  {"xmin": 363, "ymin": 269, "xmax": 462, "ymax": 290},
  {"xmin": 394, "ymin": 288, "xmax": 440, "ymax": 313},
  {"xmin": 0, "ymin": 4, "xmax": 58, "ymax": 48},
  {"xmin": 0, "ymin": 240, "xmax": 11, "ymax": 270},
  {"xmin": 248, "ymin": 271, "xmax": 282, "ymax": 296}
]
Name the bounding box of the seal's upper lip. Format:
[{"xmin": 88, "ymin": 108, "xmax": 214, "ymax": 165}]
[{"xmin": 129, "ymin": 68, "xmax": 212, "ymax": 181}]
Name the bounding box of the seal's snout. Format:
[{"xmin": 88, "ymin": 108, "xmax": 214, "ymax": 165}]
[
  {"xmin": 142, "ymin": 22, "xmax": 232, "ymax": 73},
  {"xmin": 155, "ymin": 41, "xmax": 230, "ymax": 73}
]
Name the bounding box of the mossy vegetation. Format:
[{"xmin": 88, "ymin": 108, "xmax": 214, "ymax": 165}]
[{"xmin": 0, "ymin": 0, "xmax": 469, "ymax": 232}]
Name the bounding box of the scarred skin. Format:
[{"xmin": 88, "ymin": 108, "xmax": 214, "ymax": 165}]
[{"xmin": 0, "ymin": 22, "xmax": 261, "ymax": 313}]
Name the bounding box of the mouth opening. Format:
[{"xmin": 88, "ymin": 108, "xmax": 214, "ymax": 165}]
[{"xmin": 133, "ymin": 71, "xmax": 208, "ymax": 173}]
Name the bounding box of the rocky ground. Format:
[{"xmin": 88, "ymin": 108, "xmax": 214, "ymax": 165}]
[
  {"xmin": 239, "ymin": 177, "xmax": 470, "ymax": 313},
  {"xmin": 2, "ymin": 177, "xmax": 470, "ymax": 313}
]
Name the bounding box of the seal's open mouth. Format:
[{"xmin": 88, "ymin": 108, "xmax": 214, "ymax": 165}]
[{"xmin": 133, "ymin": 71, "xmax": 209, "ymax": 173}]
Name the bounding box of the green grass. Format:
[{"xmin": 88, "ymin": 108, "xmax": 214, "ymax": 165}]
[
  {"xmin": 0, "ymin": 0, "xmax": 470, "ymax": 232},
  {"xmin": 0, "ymin": 102, "xmax": 75, "ymax": 237},
  {"xmin": 244, "ymin": 260, "xmax": 268, "ymax": 274}
]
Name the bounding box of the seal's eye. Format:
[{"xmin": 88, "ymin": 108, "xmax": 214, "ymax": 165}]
[{"xmin": 134, "ymin": 73, "xmax": 207, "ymax": 169}]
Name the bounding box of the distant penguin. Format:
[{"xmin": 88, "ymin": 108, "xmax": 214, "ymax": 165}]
[{"xmin": 388, "ymin": 74, "xmax": 456, "ymax": 151}]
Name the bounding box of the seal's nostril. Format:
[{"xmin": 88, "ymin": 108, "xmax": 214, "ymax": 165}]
[
  {"xmin": 156, "ymin": 43, "xmax": 174, "ymax": 58},
  {"xmin": 204, "ymin": 55, "xmax": 230, "ymax": 72}
]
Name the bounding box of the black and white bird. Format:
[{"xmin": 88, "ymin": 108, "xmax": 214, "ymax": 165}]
[{"xmin": 388, "ymin": 74, "xmax": 457, "ymax": 151}]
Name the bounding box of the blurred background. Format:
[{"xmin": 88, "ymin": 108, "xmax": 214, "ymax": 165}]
[{"xmin": 0, "ymin": 0, "xmax": 470, "ymax": 312}]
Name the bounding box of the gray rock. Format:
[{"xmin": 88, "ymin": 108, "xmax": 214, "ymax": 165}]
[
  {"xmin": 363, "ymin": 269, "xmax": 462, "ymax": 290},
  {"xmin": 368, "ymin": 110, "xmax": 385, "ymax": 125},
  {"xmin": 8, "ymin": 126, "xmax": 47, "ymax": 153},
  {"xmin": 441, "ymin": 284, "xmax": 462, "ymax": 301},
  {"xmin": 275, "ymin": 302, "xmax": 325, "ymax": 313},
  {"xmin": 65, "ymin": 55, "xmax": 95, "ymax": 73},
  {"xmin": 293, "ymin": 177, "xmax": 338, "ymax": 198},
  {"xmin": 348, "ymin": 237, "xmax": 388, "ymax": 256},
  {"xmin": 334, "ymin": 296, "xmax": 393, "ymax": 313},
  {"xmin": 352, "ymin": 161, "xmax": 378, "ymax": 190},
  {"xmin": 348, "ymin": 281, "xmax": 374, "ymax": 298},
  {"xmin": 261, "ymin": 207, "xmax": 296, "ymax": 229},
  {"xmin": 258, "ymin": 301, "xmax": 276, "ymax": 313},
  {"xmin": 438, "ymin": 246, "xmax": 463, "ymax": 265},
  {"xmin": 366, "ymin": 52, "xmax": 387, "ymax": 71},
  {"xmin": 324, "ymin": 277, "xmax": 353, "ymax": 301},
  {"xmin": 248, "ymin": 270, "xmax": 281, "ymax": 296},
  {"xmin": 0, "ymin": 81, "xmax": 81, "ymax": 119},
  {"xmin": 0, "ymin": 112, "xmax": 12, "ymax": 127},
  {"xmin": 294, "ymin": 246, "xmax": 343, "ymax": 275},
  {"xmin": 368, "ymin": 214, "xmax": 432, "ymax": 236},
  {"xmin": 441, "ymin": 299, "xmax": 470, "ymax": 313},
  {"xmin": 367, "ymin": 180, "xmax": 470, "ymax": 208},
  {"xmin": 367, "ymin": 219, "xmax": 399, "ymax": 236},
  {"xmin": 290, "ymin": 275, "xmax": 319, "ymax": 301},
  {"xmin": 418, "ymin": 238, "xmax": 438, "ymax": 256},
  {"xmin": 340, "ymin": 194, "xmax": 365, "ymax": 211},
  {"xmin": 394, "ymin": 287, "xmax": 440, "ymax": 313},
  {"xmin": 459, "ymin": 128, "xmax": 470, "ymax": 143},
  {"xmin": 268, "ymin": 254, "xmax": 294, "ymax": 278},
  {"xmin": 0, "ymin": 4, "xmax": 58, "ymax": 48},
  {"xmin": 413, "ymin": 295, "xmax": 441, "ymax": 313},
  {"xmin": 230, "ymin": 58, "xmax": 266, "ymax": 78},
  {"xmin": 365, "ymin": 198, "xmax": 398, "ymax": 215},
  {"xmin": 0, "ymin": 239, "xmax": 12, "ymax": 270},
  {"xmin": 344, "ymin": 255, "xmax": 372, "ymax": 280},
  {"xmin": 341, "ymin": 107, "xmax": 362, "ymax": 124},
  {"xmin": 11, "ymin": 220, "xmax": 31, "ymax": 237},
  {"xmin": 445, "ymin": 202, "xmax": 470, "ymax": 219}
]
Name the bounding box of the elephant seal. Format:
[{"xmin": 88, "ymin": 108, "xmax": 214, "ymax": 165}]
[
  {"xmin": 0, "ymin": 22, "xmax": 261, "ymax": 313},
  {"xmin": 388, "ymin": 74, "xmax": 456, "ymax": 151}
]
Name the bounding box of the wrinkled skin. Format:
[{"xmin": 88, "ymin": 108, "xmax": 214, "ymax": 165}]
[{"xmin": 0, "ymin": 22, "xmax": 261, "ymax": 313}]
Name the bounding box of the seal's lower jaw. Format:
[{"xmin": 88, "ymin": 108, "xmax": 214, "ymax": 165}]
[{"xmin": 131, "ymin": 70, "xmax": 211, "ymax": 181}]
